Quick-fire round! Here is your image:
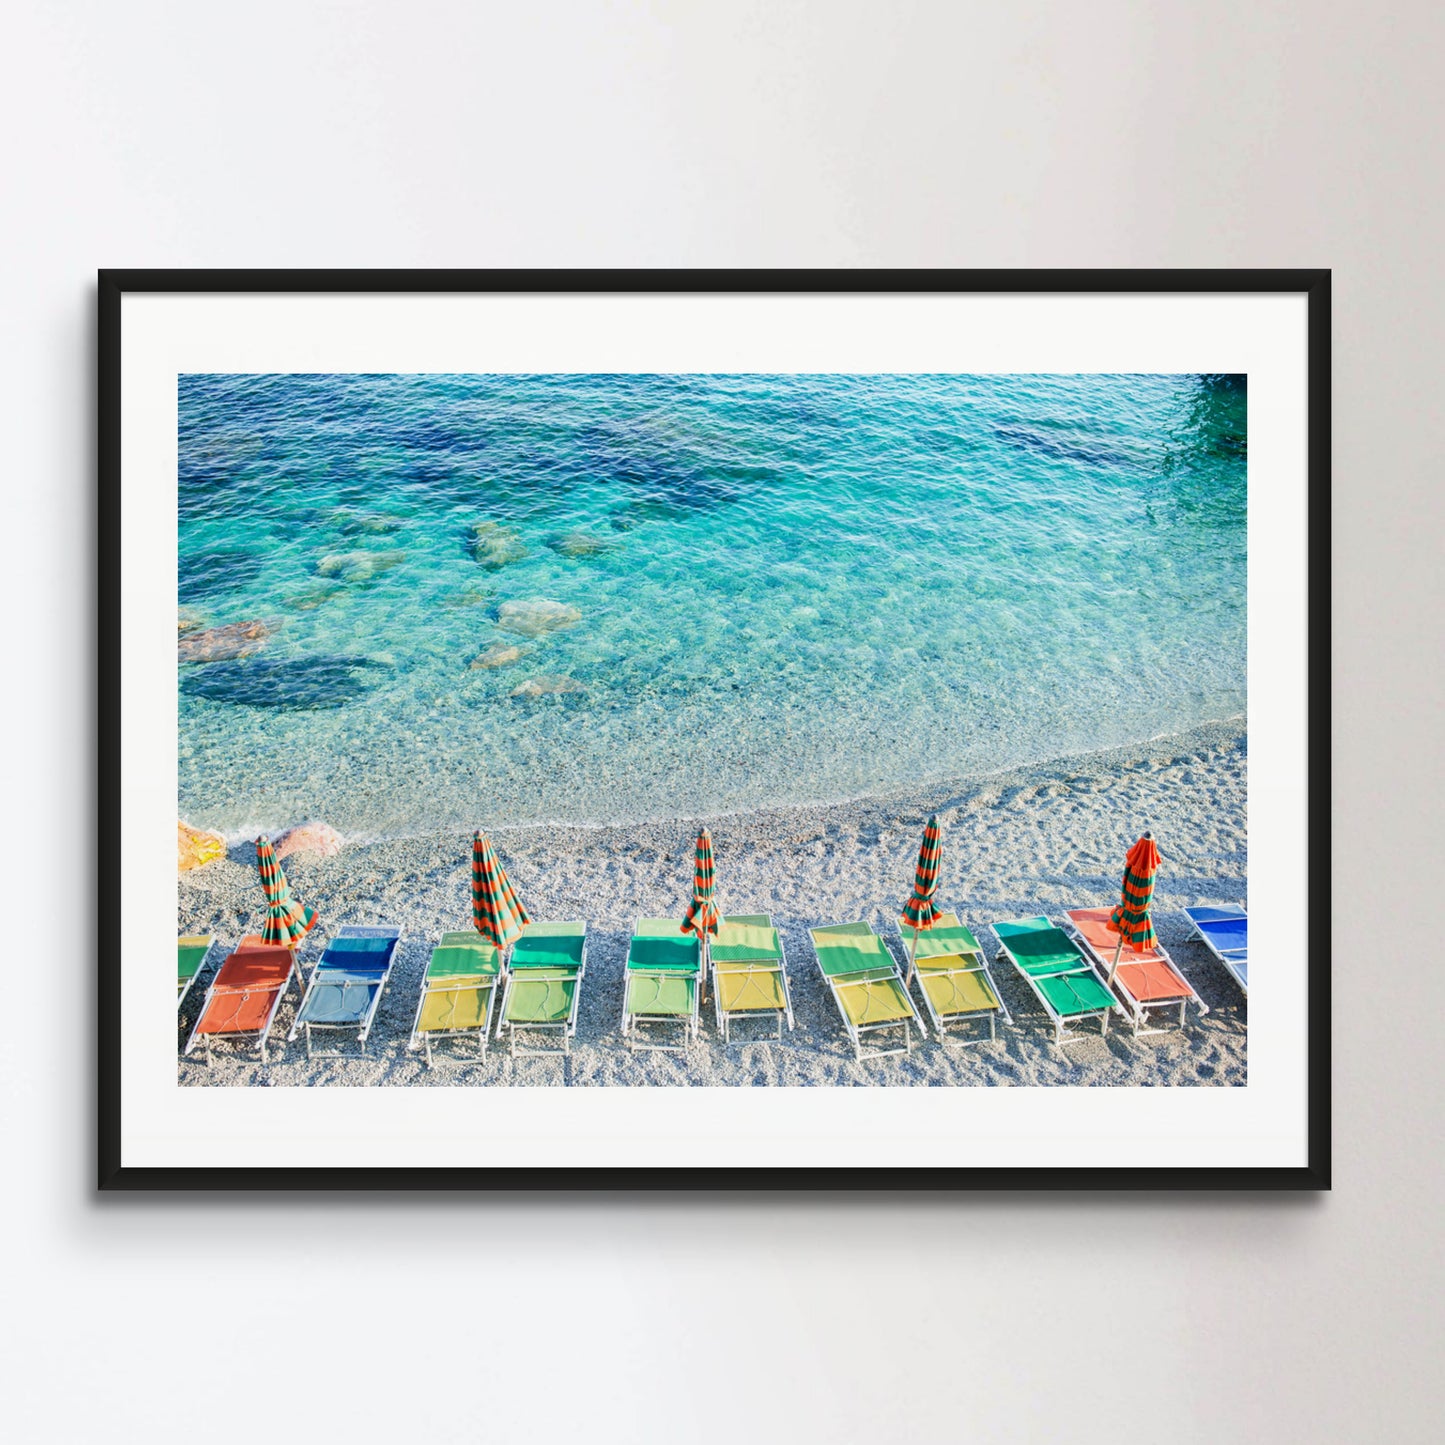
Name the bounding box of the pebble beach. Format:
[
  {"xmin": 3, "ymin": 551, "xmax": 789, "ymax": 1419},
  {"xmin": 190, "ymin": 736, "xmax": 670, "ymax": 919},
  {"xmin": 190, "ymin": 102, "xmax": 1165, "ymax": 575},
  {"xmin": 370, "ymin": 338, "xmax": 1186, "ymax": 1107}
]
[{"xmin": 177, "ymin": 719, "xmax": 1247, "ymax": 1088}]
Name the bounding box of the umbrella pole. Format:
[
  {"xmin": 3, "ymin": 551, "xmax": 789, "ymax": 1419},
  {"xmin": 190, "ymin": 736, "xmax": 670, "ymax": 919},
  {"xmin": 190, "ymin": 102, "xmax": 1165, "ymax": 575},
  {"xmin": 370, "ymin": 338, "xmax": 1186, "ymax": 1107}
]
[
  {"xmin": 1109, "ymin": 937, "xmax": 1124, "ymax": 984},
  {"xmin": 908, "ymin": 925, "xmax": 919, "ymax": 990}
]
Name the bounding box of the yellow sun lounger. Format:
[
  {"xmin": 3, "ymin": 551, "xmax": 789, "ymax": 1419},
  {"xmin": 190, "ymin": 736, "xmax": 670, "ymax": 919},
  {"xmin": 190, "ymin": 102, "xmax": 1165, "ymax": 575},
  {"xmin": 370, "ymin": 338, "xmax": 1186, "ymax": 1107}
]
[
  {"xmin": 809, "ymin": 921, "xmax": 927, "ymax": 1062},
  {"xmin": 710, "ymin": 914, "xmax": 794, "ymax": 1043},
  {"xmin": 408, "ymin": 930, "xmax": 502, "ymax": 1067},
  {"xmin": 894, "ymin": 911, "xmax": 1011, "ymax": 1046}
]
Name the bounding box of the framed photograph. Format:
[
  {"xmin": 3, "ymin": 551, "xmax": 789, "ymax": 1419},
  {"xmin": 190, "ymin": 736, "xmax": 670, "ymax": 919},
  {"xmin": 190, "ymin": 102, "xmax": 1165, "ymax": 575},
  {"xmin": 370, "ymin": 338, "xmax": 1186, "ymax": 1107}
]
[{"xmin": 99, "ymin": 269, "xmax": 1329, "ymax": 1190}]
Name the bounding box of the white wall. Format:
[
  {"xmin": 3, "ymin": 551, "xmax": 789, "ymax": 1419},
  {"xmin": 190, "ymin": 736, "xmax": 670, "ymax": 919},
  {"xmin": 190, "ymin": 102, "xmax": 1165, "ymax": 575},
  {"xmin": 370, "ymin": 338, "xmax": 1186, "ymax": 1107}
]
[{"xmin": 3, "ymin": 3, "xmax": 1439, "ymax": 1439}]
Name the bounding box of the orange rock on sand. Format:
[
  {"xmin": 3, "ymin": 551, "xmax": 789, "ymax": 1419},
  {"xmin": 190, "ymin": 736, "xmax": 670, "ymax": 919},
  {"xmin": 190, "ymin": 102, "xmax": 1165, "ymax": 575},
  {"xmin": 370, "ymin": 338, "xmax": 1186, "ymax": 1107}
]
[
  {"xmin": 178, "ymin": 821, "xmax": 226, "ymax": 872},
  {"xmin": 275, "ymin": 821, "xmax": 345, "ymax": 859}
]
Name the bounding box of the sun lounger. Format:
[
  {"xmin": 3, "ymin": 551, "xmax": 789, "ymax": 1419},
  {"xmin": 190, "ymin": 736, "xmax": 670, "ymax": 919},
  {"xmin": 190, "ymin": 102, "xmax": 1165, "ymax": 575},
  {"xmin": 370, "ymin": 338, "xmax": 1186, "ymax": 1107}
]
[
  {"xmin": 408, "ymin": 930, "xmax": 502, "ymax": 1066},
  {"xmin": 177, "ymin": 934, "xmax": 215, "ymax": 1010},
  {"xmin": 809, "ymin": 921, "xmax": 927, "ymax": 1062},
  {"xmin": 895, "ymin": 912, "xmax": 1011, "ymax": 1046},
  {"xmin": 710, "ymin": 914, "xmax": 794, "ymax": 1043},
  {"xmin": 183, "ymin": 935, "xmax": 304, "ymax": 1065},
  {"xmin": 1062, "ymin": 907, "xmax": 1208, "ymax": 1035},
  {"xmin": 496, "ymin": 921, "xmax": 588, "ymax": 1057},
  {"xmin": 991, "ymin": 916, "xmax": 1121, "ymax": 1049},
  {"xmin": 1181, "ymin": 905, "xmax": 1248, "ymax": 994},
  {"xmin": 288, "ymin": 924, "xmax": 400, "ymax": 1059},
  {"xmin": 622, "ymin": 918, "xmax": 701, "ymax": 1053}
]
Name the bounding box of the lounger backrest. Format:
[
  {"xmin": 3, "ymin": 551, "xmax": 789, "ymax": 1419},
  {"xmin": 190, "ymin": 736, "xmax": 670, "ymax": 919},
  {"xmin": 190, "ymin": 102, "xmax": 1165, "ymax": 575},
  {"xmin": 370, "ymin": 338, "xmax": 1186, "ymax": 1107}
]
[
  {"xmin": 995, "ymin": 917, "xmax": 1088, "ymax": 975},
  {"xmin": 627, "ymin": 934, "xmax": 700, "ymax": 972},
  {"xmin": 713, "ymin": 917, "xmax": 781, "ymax": 965},
  {"xmin": 511, "ymin": 930, "xmax": 586, "ymax": 968},
  {"xmin": 810, "ymin": 924, "xmax": 894, "ymax": 978}
]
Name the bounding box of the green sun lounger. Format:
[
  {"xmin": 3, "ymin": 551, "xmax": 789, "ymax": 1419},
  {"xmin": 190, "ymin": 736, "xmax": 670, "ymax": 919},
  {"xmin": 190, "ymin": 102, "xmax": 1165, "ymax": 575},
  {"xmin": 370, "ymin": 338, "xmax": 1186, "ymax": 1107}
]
[
  {"xmin": 809, "ymin": 921, "xmax": 927, "ymax": 1062},
  {"xmin": 622, "ymin": 918, "xmax": 701, "ymax": 1053},
  {"xmin": 895, "ymin": 911, "xmax": 1011, "ymax": 1046},
  {"xmin": 408, "ymin": 930, "xmax": 502, "ymax": 1066},
  {"xmin": 177, "ymin": 934, "xmax": 215, "ymax": 1010},
  {"xmin": 991, "ymin": 916, "xmax": 1121, "ymax": 1049},
  {"xmin": 711, "ymin": 914, "xmax": 795, "ymax": 1043},
  {"xmin": 495, "ymin": 921, "xmax": 588, "ymax": 1057}
]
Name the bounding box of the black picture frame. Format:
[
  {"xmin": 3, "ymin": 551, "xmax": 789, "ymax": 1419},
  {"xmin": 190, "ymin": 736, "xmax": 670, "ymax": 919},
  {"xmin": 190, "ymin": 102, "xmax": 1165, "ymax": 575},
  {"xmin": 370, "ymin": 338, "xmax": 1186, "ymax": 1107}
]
[{"xmin": 99, "ymin": 268, "xmax": 1330, "ymax": 1192}]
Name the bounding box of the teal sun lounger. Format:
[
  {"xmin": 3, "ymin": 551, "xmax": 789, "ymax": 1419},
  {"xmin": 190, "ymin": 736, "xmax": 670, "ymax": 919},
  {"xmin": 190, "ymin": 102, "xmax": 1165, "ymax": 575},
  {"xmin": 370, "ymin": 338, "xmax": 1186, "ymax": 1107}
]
[{"xmin": 991, "ymin": 916, "xmax": 1121, "ymax": 1049}]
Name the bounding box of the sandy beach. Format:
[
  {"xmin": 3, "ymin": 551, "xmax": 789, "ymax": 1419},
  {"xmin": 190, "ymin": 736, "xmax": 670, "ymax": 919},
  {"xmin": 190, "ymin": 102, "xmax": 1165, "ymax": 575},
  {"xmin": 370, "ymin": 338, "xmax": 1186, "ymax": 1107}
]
[{"xmin": 176, "ymin": 718, "xmax": 1246, "ymax": 1087}]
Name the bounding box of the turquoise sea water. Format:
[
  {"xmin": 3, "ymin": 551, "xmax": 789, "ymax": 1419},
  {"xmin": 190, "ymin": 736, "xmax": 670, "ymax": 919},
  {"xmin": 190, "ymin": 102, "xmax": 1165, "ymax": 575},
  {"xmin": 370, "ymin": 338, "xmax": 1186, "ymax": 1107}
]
[{"xmin": 177, "ymin": 373, "xmax": 1246, "ymax": 836}]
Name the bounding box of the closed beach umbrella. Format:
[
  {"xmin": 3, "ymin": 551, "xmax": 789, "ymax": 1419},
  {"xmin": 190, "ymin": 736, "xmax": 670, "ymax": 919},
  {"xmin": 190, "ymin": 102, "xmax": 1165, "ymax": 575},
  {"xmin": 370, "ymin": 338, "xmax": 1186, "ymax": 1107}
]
[
  {"xmin": 255, "ymin": 834, "xmax": 317, "ymax": 948},
  {"xmin": 471, "ymin": 830, "xmax": 531, "ymax": 950},
  {"xmin": 1107, "ymin": 831, "xmax": 1161, "ymax": 981},
  {"xmin": 682, "ymin": 827, "xmax": 721, "ymax": 996},
  {"xmin": 681, "ymin": 827, "xmax": 720, "ymax": 940},
  {"xmin": 900, "ymin": 814, "xmax": 943, "ymax": 983}
]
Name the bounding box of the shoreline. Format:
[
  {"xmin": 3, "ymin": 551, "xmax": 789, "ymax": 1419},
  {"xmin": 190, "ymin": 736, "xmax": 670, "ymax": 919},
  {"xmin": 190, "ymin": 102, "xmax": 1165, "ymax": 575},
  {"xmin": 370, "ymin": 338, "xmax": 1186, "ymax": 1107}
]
[
  {"xmin": 186, "ymin": 714, "xmax": 1248, "ymax": 847},
  {"xmin": 177, "ymin": 717, "xmax": 1247, "ymax": 1088}
]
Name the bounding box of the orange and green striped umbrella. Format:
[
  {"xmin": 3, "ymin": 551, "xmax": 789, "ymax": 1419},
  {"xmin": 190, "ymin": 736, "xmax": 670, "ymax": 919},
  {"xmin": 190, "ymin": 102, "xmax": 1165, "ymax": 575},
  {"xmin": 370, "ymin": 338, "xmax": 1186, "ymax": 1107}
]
[
  {"xmin": 256, "ymin": 835, "xmax": 317, "ymax": 948},
  {"xmin": 681, "ymin": 828, "xmax": 720, "ymax": 941},
  {"xmin": 1109, "ymin": 832, "xmax": 1161, "ymax": 952},
  {"xmin": 900, "ymin": 814, "xmax": 943, "ymax": 934},
  {"xmin": 471, "ymin": 830, "xmax": 530, "ymax": 950}
]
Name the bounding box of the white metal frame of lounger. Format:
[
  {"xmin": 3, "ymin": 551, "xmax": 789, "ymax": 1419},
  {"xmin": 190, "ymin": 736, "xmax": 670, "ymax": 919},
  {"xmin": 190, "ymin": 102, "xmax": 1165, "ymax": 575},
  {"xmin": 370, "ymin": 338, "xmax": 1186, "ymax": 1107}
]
[
  {"xmin": 891, "ymin": 917, "xmax": 1013, "ymax": 1048},
  {"xmin": 621, "ymin": 916, "xmax": 702, "ymax": 1054},
  {"xmin": 495, "ymin": 925, "xmax": 589, "ymax": 1059},
  {"xmin": 288, "ymin": 924, "xmax": 400, "ymax": 1060},
  {"xmin": 182, "ymin": 941, "xmax": 305, "ymax": 1066},
  {"xmin": 810, "ymin": 921, "xmax": 928, "ymax": 1063},
  {"xmin": 1181, "ymin": 908, "xmax": 1249, "ymax": 995},
  {"xmin": 176, "ymin": 935, "xmax": 216, "ymax": 1012},
  {"xmin": 989, "ymin": 922, "xmax": 1121, "ymax": 1051},
  {"xmin": 711, "ymin": 921, "xmax": 795, "ymax": 1044},
  {"xmin": 407, "ymin": 929, "xmax": 504, "ymax": 1068},
  {"xmin": 1059, "ymin": 912, "xmax": 1209, "ymax": 1037}
]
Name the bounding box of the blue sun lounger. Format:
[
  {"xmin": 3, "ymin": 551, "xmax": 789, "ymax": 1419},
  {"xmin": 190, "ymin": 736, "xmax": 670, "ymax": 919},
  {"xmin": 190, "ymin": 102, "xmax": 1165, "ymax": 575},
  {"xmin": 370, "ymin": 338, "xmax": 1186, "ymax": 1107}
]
[
  {"xmin": 288, "ymin": 924, "xmax": 401, "ymax": 1058},
  {"xmin": 1181, "ymin": 906, "xmax": 1248, "ymax": 995}
]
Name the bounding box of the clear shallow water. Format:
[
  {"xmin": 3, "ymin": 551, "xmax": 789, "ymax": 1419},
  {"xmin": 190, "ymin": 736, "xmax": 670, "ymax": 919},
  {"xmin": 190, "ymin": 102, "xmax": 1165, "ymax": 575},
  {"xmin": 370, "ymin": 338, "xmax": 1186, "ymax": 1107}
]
[{"xmin": 177, "ymin": 373, "xmax": 1246, "ymax": 835}]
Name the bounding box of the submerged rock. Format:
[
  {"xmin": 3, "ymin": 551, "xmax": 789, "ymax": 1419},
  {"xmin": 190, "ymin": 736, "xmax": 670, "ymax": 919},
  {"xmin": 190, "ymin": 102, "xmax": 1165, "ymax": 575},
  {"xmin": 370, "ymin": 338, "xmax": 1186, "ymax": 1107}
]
[
  {"xmin": 495, "ymin": 598, "xmax": 582, "ymax": 638},
  {"xmin": 315, "ymin": 549, "xmax": 407, "ymax": 583},
  {"xmin": 331, "ymin": 508, "xmax": 402, "ymax": 536},
  {"xmin": 470, "ymin": 643, "xmax": 526, "ymax": 669},
  {"xmin": 548, "ymin": 530, "xmax": 615, "ymax": 558},
  {"xmin": 177, "ymin": 619, "xmax": 273, "ymax": 663},
  {"xmin": 436, "ymin": 586, "xmax": 492, "ymax": 609},
  {"xmin": 177, "ymin": 610, "xmax": 206, "ymax": 635},
  {"xmin": 275, "ymin": 821, "xmax": 345, "ymax": 859},
  {"xmin": 469, "ymin": 520, "xmax": 528, "ymax": 568},
  {"xmin": 178, "ymin": 820, "xmax": 226, "ymax": 872},
  {"xmin": 285, "ymin": 585, "xmax": 343, "ymax": 612},
  {"xmin": 510, "ymin": 674, "xmax": 587, "ymax": 698},
  {"xmin": 181, "ymin": 655, "xmax": 389, "ymax": 709}
]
